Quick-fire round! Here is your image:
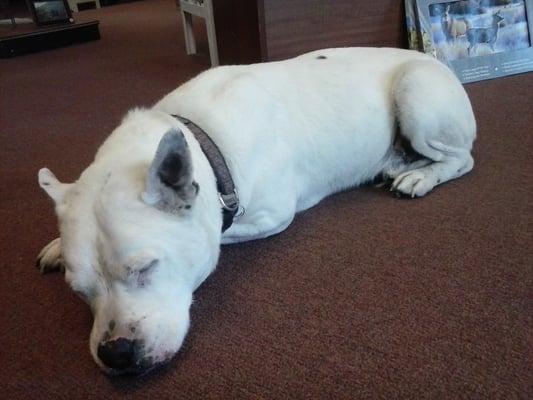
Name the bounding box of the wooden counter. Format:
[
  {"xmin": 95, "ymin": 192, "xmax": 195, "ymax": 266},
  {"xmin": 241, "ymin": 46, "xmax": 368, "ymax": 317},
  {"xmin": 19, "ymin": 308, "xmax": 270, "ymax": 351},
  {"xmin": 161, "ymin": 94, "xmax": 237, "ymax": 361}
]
[{"xmin": 212, "ymin": 0, "xmax": 408, "ymax": 65}]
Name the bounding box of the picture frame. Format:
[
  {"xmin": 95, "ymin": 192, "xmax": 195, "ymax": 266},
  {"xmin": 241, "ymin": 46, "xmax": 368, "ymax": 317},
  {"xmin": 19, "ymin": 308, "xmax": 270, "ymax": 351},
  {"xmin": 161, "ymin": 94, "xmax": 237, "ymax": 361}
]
[
  {"xmin": 27, "ymin": 0, "xmax": 74, "ymax": 26},
  {"xmin": 413, "ymin": 0, "xmax": 533, "ymax": 83},
  {"xmin": 405, "ymin": 0, "xmax": 424, "ymax": 51}
]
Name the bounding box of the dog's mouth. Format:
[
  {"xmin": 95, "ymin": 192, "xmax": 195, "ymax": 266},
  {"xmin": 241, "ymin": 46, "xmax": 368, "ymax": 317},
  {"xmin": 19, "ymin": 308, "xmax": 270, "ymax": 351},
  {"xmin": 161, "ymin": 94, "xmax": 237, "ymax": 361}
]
[
  {"xmin": 99, "ymin": 351, "xmax": 176, "ymax": 376},
  {"xmin": 103, "ymin": 359, "xmax": 169, "ymax": 376}
]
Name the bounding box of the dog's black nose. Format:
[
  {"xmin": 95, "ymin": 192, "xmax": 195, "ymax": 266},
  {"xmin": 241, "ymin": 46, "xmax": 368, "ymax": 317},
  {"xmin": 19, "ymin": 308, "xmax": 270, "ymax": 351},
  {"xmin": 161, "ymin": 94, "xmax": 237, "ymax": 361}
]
[{"xmin": 97, "ymin": 338, "xmax": 137, "ymax": 370}]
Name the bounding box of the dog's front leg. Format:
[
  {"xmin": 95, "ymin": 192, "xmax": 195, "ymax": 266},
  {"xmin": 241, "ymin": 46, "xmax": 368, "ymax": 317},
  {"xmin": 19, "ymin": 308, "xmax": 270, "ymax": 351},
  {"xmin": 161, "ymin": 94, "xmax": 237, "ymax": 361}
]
[{"xmin": 36, "ymin": 238, "xmax": 64, "ymax": 274}]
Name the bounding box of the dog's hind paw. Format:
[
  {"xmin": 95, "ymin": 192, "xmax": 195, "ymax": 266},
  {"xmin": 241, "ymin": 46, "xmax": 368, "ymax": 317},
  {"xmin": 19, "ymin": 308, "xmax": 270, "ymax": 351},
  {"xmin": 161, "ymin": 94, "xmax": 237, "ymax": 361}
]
[
  {"xmin": 391, "ymin": 170, "xmax": 435, "ymax": 198},
  {"xmin": 36, "ymin": 238, "xmax": 65, "ymax": 274}
]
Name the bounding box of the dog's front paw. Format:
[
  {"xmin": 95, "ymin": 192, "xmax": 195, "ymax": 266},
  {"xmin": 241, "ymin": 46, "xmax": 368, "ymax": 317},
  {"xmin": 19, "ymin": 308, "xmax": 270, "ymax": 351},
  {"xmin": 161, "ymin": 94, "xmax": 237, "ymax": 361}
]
[
  {"xmin": 36, "ymin": 238, "xmax": 65, "ymax": 274},
  {"xmin": 391, "ymin": 170, "xmax": 435, "ymax": 198}
]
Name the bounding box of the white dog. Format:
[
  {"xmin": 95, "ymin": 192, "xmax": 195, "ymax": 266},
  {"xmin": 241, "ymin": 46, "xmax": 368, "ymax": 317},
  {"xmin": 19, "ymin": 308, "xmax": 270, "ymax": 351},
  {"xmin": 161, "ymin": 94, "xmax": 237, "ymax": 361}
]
[{"xmin": 37, "ymin": 48, "xmax": 476, "ymax": 375}]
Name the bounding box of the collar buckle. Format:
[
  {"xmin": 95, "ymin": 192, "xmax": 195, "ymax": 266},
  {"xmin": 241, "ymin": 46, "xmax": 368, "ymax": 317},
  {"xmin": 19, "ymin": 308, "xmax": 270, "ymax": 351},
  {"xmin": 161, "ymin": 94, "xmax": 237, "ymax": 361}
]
[{"xmin": 219, "ymin": 190, "xmax": 239, "ymax": 212}]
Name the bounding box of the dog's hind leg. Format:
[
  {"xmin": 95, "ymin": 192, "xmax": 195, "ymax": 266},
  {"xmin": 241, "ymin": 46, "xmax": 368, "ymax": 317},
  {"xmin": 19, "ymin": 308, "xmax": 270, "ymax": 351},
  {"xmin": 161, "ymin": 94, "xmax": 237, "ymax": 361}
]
[
  {"xmin": 36, "ymin": 238, "xmax": 64, "ymax": 274},
  {"xmin": 381, "ymin": 137, "xmax": 432, "ymax": 182},
  {"xmin": 390, "ymin": 147, "xmax": 474, "ymax": 197},
  {"xmin": 388, "ymin": 59, "xmax": 476, "ymax": 198}
]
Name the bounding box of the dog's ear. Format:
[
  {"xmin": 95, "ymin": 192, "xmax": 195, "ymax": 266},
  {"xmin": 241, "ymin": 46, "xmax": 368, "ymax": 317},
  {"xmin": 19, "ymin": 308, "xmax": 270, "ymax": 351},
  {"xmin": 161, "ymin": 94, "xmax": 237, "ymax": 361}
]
[
  {"xmin": 142, "ymin": 128, "xmax": 199, "ymax": 212},
  {"xmin": 38, "ymin": 168, "xmax": 73, "ymax": 205}
]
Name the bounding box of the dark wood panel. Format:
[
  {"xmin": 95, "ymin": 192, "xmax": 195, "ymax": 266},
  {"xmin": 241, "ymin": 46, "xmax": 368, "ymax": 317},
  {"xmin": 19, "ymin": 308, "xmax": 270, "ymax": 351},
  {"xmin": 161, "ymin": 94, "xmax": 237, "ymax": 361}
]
[
  {"xmin": 261, "ymin": 0, "xmax": 407, "ymax": 61},
  {"xmin": 212, "ymin": 0, "xmax": 262, "ymax": 65}
]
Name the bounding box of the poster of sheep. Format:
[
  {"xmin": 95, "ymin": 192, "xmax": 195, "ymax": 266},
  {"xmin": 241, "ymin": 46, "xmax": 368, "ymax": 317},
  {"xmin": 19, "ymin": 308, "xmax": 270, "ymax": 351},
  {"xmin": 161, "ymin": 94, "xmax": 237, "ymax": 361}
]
[{"xmin": 407, "ymin": 0, "xmax": 533, "ymax": 83}]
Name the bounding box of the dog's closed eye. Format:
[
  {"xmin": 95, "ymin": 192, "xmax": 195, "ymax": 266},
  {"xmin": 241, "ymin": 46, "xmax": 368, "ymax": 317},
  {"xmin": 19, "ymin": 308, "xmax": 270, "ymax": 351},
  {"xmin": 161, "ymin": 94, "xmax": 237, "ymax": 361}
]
[{"xmin": 126, "ymin": 259, "xmax": 159, "ymax": 288}]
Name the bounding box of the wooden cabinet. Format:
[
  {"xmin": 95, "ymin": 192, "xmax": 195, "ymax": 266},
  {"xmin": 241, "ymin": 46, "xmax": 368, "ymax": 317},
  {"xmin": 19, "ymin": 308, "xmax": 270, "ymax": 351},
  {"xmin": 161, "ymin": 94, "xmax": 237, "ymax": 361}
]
[{"xmin": 212, "ymin": 0, "xmax": 407, "ymax": 65}]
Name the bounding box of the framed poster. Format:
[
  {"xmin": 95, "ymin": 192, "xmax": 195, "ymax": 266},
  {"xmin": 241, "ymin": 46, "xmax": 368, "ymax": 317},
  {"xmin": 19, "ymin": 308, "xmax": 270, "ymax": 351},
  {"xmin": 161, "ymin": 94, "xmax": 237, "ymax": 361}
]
[{"xmin": 414, "ymin": 0, "xmax": 533, "ymax": 83}]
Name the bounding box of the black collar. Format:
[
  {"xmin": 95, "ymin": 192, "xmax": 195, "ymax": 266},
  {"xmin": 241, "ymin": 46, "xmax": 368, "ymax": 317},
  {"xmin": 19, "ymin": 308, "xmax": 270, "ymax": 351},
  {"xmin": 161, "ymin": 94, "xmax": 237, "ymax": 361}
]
[{"xmin": 172, "ymin": 115, "xmax": 240, "ymax": 232}]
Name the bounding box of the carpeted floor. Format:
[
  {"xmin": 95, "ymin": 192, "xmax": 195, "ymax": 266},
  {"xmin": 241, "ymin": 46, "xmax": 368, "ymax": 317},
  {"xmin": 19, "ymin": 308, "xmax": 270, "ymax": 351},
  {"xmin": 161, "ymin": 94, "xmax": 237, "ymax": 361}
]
[{"xmin": 1, "ymin": 0, "xmax": 531, "ymax": 398}]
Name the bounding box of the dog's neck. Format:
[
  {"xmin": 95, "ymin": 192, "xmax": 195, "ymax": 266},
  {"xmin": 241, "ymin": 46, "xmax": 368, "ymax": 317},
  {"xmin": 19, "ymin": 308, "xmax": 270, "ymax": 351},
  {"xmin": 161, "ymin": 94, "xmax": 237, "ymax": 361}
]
[{"xmin": 171, "ymin": 115, "xmax": 240, "ymax": 232}]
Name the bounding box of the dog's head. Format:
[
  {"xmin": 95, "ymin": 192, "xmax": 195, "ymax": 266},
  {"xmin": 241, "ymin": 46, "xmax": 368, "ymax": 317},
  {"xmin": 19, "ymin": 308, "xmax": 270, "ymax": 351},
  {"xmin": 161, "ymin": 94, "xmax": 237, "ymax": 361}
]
[{"xmin": 38, "ymin": 112, "xmax": 220, "ymax": 374}]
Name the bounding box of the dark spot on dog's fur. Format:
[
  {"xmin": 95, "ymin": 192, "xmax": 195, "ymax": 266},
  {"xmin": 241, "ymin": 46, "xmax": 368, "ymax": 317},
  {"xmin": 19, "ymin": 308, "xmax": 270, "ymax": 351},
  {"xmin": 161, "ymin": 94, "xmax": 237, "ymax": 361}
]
[
  {"xmin": 109, "ymin": 320, "xmax": 116, "ymax": 331},
  {"xmin": 130, "ymin": 326, "xmax": 136, "ymax": 333},
  {"xmin": 317, "ymin": 55, "xmax": 327, "ymax": 59},
  {"xmin": 185, "ymin": 205, "xmax": 191, "ymax": 210},
  {"xmin": 42, "ymin": 182, "xmax": 50, "ymax": 186},
  {"xmin": 103, "ymin": 172, "xmax": 112, "ymax": 186}
]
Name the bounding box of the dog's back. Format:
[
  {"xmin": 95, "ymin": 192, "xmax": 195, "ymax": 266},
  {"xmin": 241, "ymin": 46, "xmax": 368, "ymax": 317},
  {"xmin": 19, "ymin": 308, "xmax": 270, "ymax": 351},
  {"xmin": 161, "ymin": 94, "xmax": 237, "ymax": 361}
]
[
  {"xmin": 152, "ymin": 48, "xmax": 475, "ymax": 242},
  {"xmin": 155, "ymin": 48, "xmax": 428, "ymax": 197}
]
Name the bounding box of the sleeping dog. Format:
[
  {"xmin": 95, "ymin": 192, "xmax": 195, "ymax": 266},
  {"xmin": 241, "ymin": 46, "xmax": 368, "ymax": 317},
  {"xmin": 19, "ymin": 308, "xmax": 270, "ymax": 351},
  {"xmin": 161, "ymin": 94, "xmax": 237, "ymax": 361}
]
[{"xmin": 37, "ymin": 47, "xmax": 476, "ymax": 375}]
